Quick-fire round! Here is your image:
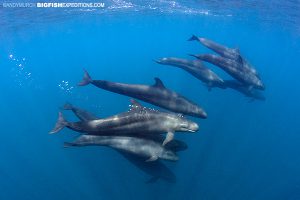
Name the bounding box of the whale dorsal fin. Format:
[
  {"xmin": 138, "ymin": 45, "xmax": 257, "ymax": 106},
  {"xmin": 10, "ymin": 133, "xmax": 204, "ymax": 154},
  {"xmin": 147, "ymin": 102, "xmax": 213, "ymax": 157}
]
[
  {"xmin": 234, "ymin": 47, "xmax": 240, "ymax": 54},
  {"xmin": 153, "ymin": 77, "xmax": 166, "ymax": 89},
  {"xmin": 237, "ymin": 55, "xmax": 244, "ymax": 64},
  {"xmin": 129, "ymin": 99, "xmax": 143, "ymax": 112}
]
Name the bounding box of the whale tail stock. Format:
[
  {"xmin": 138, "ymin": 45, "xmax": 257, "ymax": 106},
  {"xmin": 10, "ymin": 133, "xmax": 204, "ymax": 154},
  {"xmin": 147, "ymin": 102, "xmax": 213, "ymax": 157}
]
[
  {"xmin": 49, "ymin": 112, "xmax": 67, "ymax": 134},
  {"xmin": 187, "ymin": 34, "xmax": 199, "ymax": 41},
  {"xmin": 78, "ymin": 69, "xmax": 92, "ymax": 86}
]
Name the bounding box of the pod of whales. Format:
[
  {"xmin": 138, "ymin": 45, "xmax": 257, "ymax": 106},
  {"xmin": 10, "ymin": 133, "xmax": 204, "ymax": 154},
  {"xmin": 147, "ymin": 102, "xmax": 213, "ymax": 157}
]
[
  {"xmin": 188, "ymin": 35, "xmax": 265, "ymax": 92},
  {"xmin": 62, "ymin": 103, "xmax": 188, "ymax": 152},
  {"xmin": 50, "ymin": 33, "xmax": 266, "ymax": 183},
  {"xmin": 63, "ymin": 103, "xmax": 185, "ymax": 182},
  {"xmin": 188, "ymin": 35, "xmax": 260, "ymax": 78}
]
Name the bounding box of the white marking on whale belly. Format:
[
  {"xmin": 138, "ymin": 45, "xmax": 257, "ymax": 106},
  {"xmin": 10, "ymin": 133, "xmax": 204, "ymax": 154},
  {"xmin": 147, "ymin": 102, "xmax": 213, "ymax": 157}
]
[
  {"xmin": 90, "ymin": 120, "xmax": 100, "ymax": 128},
  {"xmin": 112, "ymin": 117, "xmax": 119, "ymax": 121}
]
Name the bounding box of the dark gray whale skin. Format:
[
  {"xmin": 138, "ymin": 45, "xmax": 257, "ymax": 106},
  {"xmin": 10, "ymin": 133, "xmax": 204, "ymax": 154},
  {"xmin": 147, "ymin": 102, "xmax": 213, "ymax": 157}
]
[
  {"xmin": 189, "ymin": 35, "xmax": 261, "ymax": 79},
  {"xmin": 64, "ymin": 135, "xmax": 179, "ymax": 162},
  {"xmin": 63, "ymin": 103, "xmax": 188, "ymax": 152},
  {"xmin": 239, "ymin": 58, "xmax": 261, "ymax": 78},
  {"xmin": 155, "ymin": 57, "xmax": 226, "ymax": 90},
  {"xmin": 191, "ymin": 54, "xmax": 265, "ymax": 90},
  {"xmin": 117, "ymin": 150, "xmax": 177, "ymax": 183},
  {"xmin": 51, "ymin": 100, "xmax": 199, "ymax": 145},
  {"xmin": 223, "ymin": 80, "xmax": 266, "ymax": 101},
  {"xmin": 77, "ymin": 69, "xmax": 207, "ymax": 118},
  {"xmin": 65, "ymin": 140, "xmax": 177, "ymax": 182},
  {"xmin": 188, "ymin": 35, "xmax": 241, "ymax": 61}
]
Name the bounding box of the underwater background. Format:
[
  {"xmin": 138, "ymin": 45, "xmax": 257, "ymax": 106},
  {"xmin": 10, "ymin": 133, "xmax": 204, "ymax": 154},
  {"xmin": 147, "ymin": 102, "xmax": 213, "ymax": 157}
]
[{"xmin": 1, "ymin": 0, "xmax": 300, "ymax": 199}]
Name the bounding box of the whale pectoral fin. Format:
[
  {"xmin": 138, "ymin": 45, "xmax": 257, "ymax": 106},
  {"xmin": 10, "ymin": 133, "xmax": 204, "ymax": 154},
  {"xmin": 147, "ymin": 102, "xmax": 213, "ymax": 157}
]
[
  {"xmin": 163, "ymin": 132, "xmax": 174, "ymax": 146},
  {"xmin": 247, "ymin": 85, "xmax": 254, "ymax": 91},
  {"xmin": 146, "ymin": 155, "xmax": 158, "ymax": 162},
  {"xmin": 146, "ymin": 176, "xmax": 159, "ymax": 184},
  {"xmin": 206, "ymin": 82, "xmax": 213, "ymax": 91},
  {"xmin": 61, "ymin": 102, "xmax": 73, "ymax": 110}
]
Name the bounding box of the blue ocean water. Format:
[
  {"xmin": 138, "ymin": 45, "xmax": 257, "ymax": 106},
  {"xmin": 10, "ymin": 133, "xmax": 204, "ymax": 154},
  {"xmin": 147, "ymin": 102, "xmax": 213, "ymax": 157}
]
[{"xmin": 1, "ymin": 1, "xmax": 300, "ymax": 199}]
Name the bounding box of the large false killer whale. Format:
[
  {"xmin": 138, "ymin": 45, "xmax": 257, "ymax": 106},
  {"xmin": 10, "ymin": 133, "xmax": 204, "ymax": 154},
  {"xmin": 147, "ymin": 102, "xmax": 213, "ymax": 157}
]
[
  {"xmin": 191, "ymin": 54, "xmax": 265, "ymax": 90},
  {"xmin": 188, "ymin": 35, "xmax": 261, "ymax": 78},
  {"xmin": 62, "ymin": 102, "xmax": 189, "ymax": 151},
  {"xmin": 50, "ymin": 99, "xmax": 199, "ymax": 146},
  {"xmin": 188, "ymin": 35, "xmax": 241, "ymax": 61},
  {"xmin": 64, "ymin": 135, "xmax": 179, "ymax": 162},
  {"xmin": 78, "ymin": 69, "xmax": 207, "ymax": 118},
  {"xmin": 63, "ymin": 103, "xmax": 183, "ymax": 181},
  {"xmin": 154, "ymin": 57, "xmax": 226, "ymax": 90}
]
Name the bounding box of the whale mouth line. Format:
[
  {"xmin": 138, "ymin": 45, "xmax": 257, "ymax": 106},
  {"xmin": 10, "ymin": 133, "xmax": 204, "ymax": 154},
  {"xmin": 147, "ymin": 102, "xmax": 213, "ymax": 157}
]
[{"xmin": 181, "ymin": 128, "xmax": 197, "ymax": 132}]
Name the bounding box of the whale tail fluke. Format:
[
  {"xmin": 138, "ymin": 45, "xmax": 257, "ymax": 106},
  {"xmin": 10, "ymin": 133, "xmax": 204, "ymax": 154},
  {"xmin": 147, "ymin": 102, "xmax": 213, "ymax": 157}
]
[
  {"xmin": 62, "ymin": 102, "xmax": 73, "ymax": 110},
  {"xmin": 187, "ymin": 35, "xmax": 199, "ymax": 41},
  {"xmin": 78, "ymin": 69, "xmax": 92, "ymax": 86},
  {"xmin": 49, "ymin": 112, "xmax": 67, "ymax": 134}
]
